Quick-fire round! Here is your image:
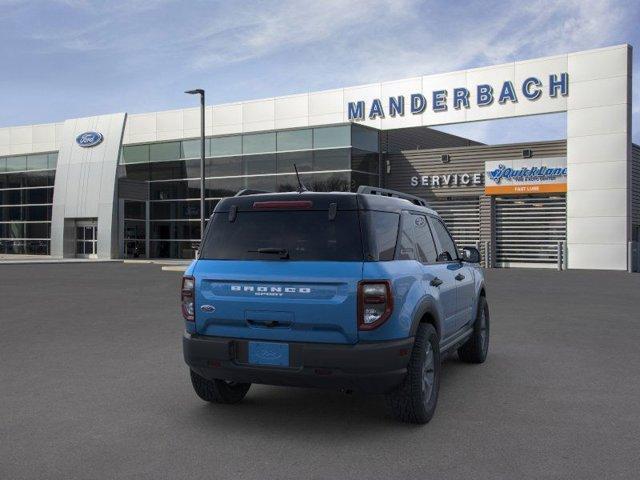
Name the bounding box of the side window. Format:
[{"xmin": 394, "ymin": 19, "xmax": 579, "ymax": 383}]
[
  {"xmin": 428, "ymin": 217, "xmax": 458, "ymax": 262},
  {"xmin": 365, "ymin": 211, "xmax": 400, "ymax": 261},
  {"xmin": 396, "ymin": 212, "xmax": 416, "ymax": 260},
  {"xmin": 412, "ymin": 214, "xmax": 438, "ymax": 263}
]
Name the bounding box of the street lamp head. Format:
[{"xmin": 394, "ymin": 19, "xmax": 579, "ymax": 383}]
[{"xmin": 185, "ymin": 89, "xmax": 205, "ymax": 95}]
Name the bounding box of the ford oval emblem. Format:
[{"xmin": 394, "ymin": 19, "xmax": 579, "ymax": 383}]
[{"xmin": 76, "ymin": 131, "xmax": 103, "ymax": 148}]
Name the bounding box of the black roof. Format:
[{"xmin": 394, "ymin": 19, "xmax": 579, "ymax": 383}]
[{"xmin": 214, "ymin": 191, "xmax": 439, "ymax": 216}]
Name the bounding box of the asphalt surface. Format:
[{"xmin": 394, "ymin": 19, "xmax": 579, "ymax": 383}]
[{"xmin": 1, "ymin": 263, "xmax": 639, "ymax": 479}]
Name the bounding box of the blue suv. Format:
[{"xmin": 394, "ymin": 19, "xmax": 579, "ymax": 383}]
[{"xmin": 182, "ymin": 186, "xmax": 489, "ymax": 424}]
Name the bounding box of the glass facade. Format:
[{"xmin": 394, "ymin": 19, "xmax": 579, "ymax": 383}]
[
  {"xmin": 119, "ymin": 124, "xmax": 380, "ymax": 259},
  {"xmin": 0, "ymin": 152, "xmax": 57, "ymax": 255}
]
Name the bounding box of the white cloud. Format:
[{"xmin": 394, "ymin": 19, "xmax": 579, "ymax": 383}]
[
  {"xmin": 2, "ymin": 0, "xmax": 638, "ymax": 141},
  {"xmin": 188, "ymin": 0, "xmax": 417, "ymax": 70}
]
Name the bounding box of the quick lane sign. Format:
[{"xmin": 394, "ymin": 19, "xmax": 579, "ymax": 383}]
[
  {"xmin": 348, "ymin": 73, "xmax": 569, "ymax": 120},
  {"xmin": 485, "ymin": 157, "xmax": 567, "ymax": 195}
]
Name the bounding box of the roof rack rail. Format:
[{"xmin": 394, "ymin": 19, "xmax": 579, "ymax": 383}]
[
  {"xmin": 234, "ymin": 189, "xmax": 269, "ymax": 197},
  {"xmin": 357, "ymin": 185, "xmax": 428, "ymax": 207}
]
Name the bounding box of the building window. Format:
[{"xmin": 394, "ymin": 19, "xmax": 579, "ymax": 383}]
[
  {"xmin": 122, "ymin": 144, "xmax": 150, "ymax": 164},
  {"xmin": 119, "ymin": 125, "xmax": 382, "ymax": 259},
  {"xmin": 313, "ymin": 126, "xmax": 350, "ymax": 149},
  {"xmin": 211, "ymin": 136, "xmax": 242, "ymax": 157},
  {"xmin": 351, "ymin": 125, "xmax": 380, "ymax": 153},
  {"xmin": 243, "ymin": 132, "xmax": 276, "ymax": 154},
  {"xmin": 277, "ymin": 151, "xmax": 313, "ymax": 174},
  {"xmin": 149, "ymin": 142, "xmax": 181, "ymax": 162},
  {"xmin": 277, "ymin": 129, "xmax": 312, "ymax": 151},
  {"xmin": 0, "ymin": 152, "xmax": 57, "ymax": 255}
]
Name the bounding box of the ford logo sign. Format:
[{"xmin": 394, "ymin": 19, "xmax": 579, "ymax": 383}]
[{"xmin": 76, "ymin": 132, "xmax": 103, "ymax": 148}]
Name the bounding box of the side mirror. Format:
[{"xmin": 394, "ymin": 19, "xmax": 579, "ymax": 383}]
[
  {"xmin": 436, "ymin": 251, "xmax": 453, "ymax": 262},
  {"xmin": 462, "ymin": 247, "xmax": 481, "ymax": 264}
]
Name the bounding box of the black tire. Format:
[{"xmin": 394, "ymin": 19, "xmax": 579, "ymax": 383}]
[
  {"xmin": 458, "ymin": 295, "xmax": 490, "ymax": 364},
  {"xmin": 386, "ymin": 323, "xmax": 441, "ymax": 424},
  {"xmin": 190, "ymin": 370, "xmax": 251, "ymax": 404}
]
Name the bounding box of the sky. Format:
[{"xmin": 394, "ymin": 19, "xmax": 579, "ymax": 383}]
[{"xmin": 0, "ymin": 0, "xmax": 638, "ymax": 144}]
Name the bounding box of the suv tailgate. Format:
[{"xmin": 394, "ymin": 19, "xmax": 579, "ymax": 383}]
[{"xmin": 194, "ymin": 260, "xmax": 362, "ymax": 344}]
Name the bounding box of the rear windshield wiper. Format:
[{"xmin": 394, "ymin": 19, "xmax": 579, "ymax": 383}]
[{"xmin": 248, "ymin": 247, "xmax": 290, "ymax": 259}]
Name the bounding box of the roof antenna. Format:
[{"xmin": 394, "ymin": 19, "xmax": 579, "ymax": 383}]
[{"xmin": 293, "ymin": 163, "xmax": 308, "ymax": 193}]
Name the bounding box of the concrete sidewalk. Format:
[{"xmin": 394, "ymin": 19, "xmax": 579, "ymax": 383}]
[
  {"xmin": 0, "ymin": 255, "xmax": 121, "ymax": 265},
  {"xmin": 0, "ymin": 256, "xmax": 192, "ymax": 267}
]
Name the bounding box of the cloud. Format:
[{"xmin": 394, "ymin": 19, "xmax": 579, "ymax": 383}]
[
  {"xmin": 188, "ymin": 0, "xmax": 416, "ymax": 70},
  {"xmin": 1, "ymin": 0, "xmax": 638, "ymax": 142}
]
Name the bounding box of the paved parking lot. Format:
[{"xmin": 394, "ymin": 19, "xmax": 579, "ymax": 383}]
[{"xmin": 1, "ymin": 263, "xmax": 639, "ymax": 479}]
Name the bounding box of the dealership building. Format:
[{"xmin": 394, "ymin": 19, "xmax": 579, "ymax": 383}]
[{"xmin": 0, "ymin": 44, "xmax": 638, "ymax": 271}]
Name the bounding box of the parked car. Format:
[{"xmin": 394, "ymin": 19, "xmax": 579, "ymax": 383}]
[{"xmin": 182, "ymin": 186, "xmax": 489, "ymax": 423}]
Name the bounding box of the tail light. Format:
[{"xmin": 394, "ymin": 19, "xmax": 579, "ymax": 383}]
[
  {"xmin": 358, "ymin": 281, "xmax": 393, "ymax": 330},
  {"xmin": 252, "ymin": 200, "xmax": 313, "ymax": 209},
  {"xmin": 181, "ymin": 276, "xmax": 195, "ymax": 321}
]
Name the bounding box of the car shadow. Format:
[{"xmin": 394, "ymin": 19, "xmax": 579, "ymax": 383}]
[{"xmin": 178, "ymin": 355, "xmax": 478, "ymax": 434}]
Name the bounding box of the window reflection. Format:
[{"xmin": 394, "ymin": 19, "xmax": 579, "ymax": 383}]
[{"xmin": 118, "ymin": 125, "xmax": 383, "ymax": 258}]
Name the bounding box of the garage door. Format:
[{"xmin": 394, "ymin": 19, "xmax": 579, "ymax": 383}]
[
  {"xmin": 495, "ymin": 195, "xmax": 566, "ymax": 267},
  {"xmin": 429, "ymin": 197, "xmax": 480, "ymax": 249}
]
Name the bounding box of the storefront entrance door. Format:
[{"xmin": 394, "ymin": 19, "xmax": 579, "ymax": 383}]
[{"xmin": 76, "ymin": 220, "xmax": 98, "ymax": 258}]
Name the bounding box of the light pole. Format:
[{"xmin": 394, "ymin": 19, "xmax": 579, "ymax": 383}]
[{"xmin": 185, "ymin": 89, "xmax": 206, "ymax": 247}]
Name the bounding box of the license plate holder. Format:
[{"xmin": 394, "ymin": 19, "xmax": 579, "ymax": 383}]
[{"xmin": 248, "ymin": 341, "xmax": 290, "ymax": 367}]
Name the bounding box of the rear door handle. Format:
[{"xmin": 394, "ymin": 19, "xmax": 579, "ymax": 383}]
[
  {"xmin": 430, "ymin": 277, "xmax": 443, "ymax": 287},
  {"xmin": 455, "ymin": 273, "xmax": 465, "ymax": 281}
]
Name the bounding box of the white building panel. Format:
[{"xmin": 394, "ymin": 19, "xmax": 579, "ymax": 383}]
[
  {"xmin": 127, "ymin": 113, "xmax": 157, "ymax": 135},
  {"xmin": 308, "ymin": 112, "xmax": 344, "ymax": 127},
  {"xmin": 567, "ymin": 189, "xmax": 627, "ymax": 218},
  {"xmin": 274, "ymin": 94, "xmax": 309, "ymax": 129},
  {"xmin": 275, "ymin": 94, "xmax": 308, "ymax": 120},
  {"xmin": 565, "ymin": 43, "xmax": 631, "ymax": 270},
  {"xmin": 0, "ymin": 128, "xmax": 11, "ymax": 155},
  {"xmin": 183, "ymin": 106, "xmax": 214, "ymax": 138},
  {"xmin": 33, "ymin": 124, "xmax": 57, "ymax": 151},
  {"xmin": 567, "ymin": 76, "xmax": 629, "ymax": 110},
  {"xmin": 32, "ymin": 124, "xmax": 56, "ymax": 144},
  {"xmin": 567, "ymin": 103, "xmax": 628, "ymax": 138},
  {"xmin": 568, "ymin": 244, "xmax": 628, "ymax": 271},
  {"xmin": 156, "ymin": 110, "xmax": 183, "ymax": 134},
  {"xmin": 567, "ymin": 132, "xmax": 628, "ymax": 164},
  {"xmin": 568, "ymin": 45, "xmax": 630, "ymax": 82},
  {"xmin": 10, "ymin": 125, "xmax": 33, "ymax": 145},
  {"xmin": 242, "ymin": 99, "xmax": 275, "ymax": 123},
  {"xmin": 568, "ymin": 216, "xmax": 627, "ymax": 244},
  {"xmin": 54, "ymin": 123, "xmax": 64, "ymax": 148},
  {"xmin": 308, "ymin": 89, "xmax": 343, "ymax": 116},
  {"xmin": 212, "ymin": 103, "xmax": 241, "ymax": 135},
  {"xmin": 0, "ymin": 127, "xmax": 10, "ymax": 146},
  {"xmin": 275, "ymin": 116, "xmax": 308, "ymax": 130},
  {"xmin": 568, "ymin": 161, "xmax": 627, "ymax": 191}
]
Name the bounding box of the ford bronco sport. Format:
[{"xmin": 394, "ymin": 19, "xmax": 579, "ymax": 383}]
[{"xmin": 182, "ymin": 186, "xmax": 489, "ymax": 424}]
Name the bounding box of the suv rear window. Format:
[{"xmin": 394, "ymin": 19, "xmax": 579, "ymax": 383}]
[{"xmin": 200, "ymin": 210, "xmax": 363, "ymax": 261}]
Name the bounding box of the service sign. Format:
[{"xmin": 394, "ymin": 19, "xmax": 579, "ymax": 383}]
[{"xmin": 484, "ymin": 157, "xmax": 567, "ymax": 195}]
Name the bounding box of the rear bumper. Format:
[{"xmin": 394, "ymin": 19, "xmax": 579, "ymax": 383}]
[{"xmin": 183, "ymin": 332, "xmax": 414, "ymax": 394}]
